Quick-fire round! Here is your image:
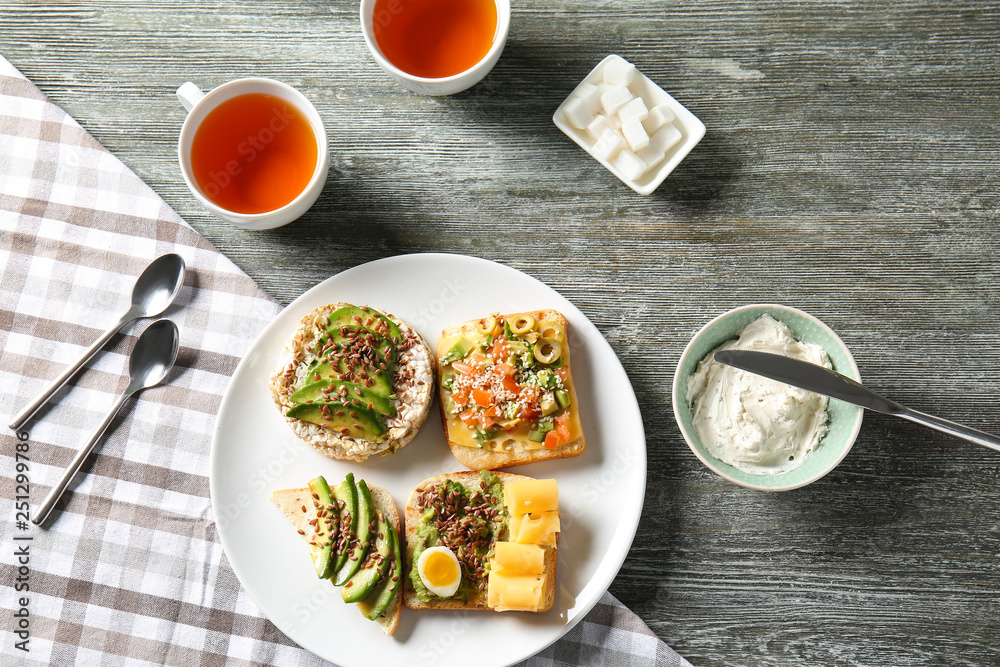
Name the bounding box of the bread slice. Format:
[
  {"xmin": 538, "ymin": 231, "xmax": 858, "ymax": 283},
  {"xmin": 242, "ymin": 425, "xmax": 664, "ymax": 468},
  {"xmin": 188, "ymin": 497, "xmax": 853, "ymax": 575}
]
[
  {"xmin": 269, "ymin": 303, "xmax": 435, "ymax": 462},
  {"xmin": 436, "ymin": 309, "xmax": 585, "ymax": 470},
  {"xmin": 270, "ymin": 481, "xmax": 402, "ymax": 636},
  {"xmin": 402, "ymin": 471, "xmax": 557, "ymax": 613}
]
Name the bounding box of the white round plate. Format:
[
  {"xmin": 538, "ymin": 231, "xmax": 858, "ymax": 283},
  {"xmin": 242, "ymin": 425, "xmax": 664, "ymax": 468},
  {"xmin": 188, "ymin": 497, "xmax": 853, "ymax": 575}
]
[{"xmin": 210, "ymin": 253, "xmax": 647, "ymax": 667}]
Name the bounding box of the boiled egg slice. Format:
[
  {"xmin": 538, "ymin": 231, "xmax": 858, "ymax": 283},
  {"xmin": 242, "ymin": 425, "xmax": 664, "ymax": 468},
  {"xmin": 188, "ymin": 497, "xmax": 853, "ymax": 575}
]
[{"xmin": 417, "ymin": 546, "xmax": 462, "ymax": 597}]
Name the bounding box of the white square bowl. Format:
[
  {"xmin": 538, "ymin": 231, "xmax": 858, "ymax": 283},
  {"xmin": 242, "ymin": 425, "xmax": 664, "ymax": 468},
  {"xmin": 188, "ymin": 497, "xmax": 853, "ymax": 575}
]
[{"xmin": 553, "ymin": 54, "xmax": 706, "ymax": 195}]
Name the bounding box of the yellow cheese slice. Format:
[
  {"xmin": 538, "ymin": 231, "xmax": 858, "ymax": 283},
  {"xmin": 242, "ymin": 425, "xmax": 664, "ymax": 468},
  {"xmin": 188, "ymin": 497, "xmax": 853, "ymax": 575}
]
[
  {"xmin": 486, "ymin": 571, "xmax": 545, "ymax": 612},
  {"xmin": 492, "ymin": 542, "xmax": 545, "ymax": 575},
  {"xmin": 504, "ymin": 479, "xmax": 559, "ymax": 516},
  {"xmin": 513, "ymin": 511, "xmax": 560, "ymax": 546}
]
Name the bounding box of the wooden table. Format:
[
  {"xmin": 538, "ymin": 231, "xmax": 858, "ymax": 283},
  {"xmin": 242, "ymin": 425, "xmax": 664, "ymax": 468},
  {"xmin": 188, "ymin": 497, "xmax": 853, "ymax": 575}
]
[{"xmin": 5, "ymin": 1, "xmax": 999, "ymax": 664}]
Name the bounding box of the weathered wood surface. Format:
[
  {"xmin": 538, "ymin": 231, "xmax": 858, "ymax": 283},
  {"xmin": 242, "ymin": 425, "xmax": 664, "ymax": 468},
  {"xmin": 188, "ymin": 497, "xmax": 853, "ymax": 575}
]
[{"xmin": 3, "ymin": 1, "xmax": 999, "ymax": 664}]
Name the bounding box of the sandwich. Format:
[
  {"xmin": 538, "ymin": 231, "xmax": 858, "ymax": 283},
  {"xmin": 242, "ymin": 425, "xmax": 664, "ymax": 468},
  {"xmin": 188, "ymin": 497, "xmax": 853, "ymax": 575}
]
[
  {"xmin": 269, "ymin": 303, "xmax": 434, "ymax": 462},
  {"xmin": 270, "ymin": 473, "xmax": 403, "ymax": 635},
  {"xmin": 404, "ymin": 471, "xmax": 560, "ymax": 613},
  {"xmin": 436, "ymin": 310, "xmax": 585, "ymax": 470}
]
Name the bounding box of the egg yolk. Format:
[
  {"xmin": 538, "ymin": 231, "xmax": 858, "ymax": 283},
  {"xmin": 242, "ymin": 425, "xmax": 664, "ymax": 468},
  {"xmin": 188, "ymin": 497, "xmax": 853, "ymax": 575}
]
[{"xmin": 424, "ymin": 549, "xmax": 460, "ymax": 587}]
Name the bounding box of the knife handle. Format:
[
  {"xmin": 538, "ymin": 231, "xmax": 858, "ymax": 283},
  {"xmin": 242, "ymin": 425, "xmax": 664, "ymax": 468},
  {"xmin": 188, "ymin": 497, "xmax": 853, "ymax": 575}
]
[{"xmin": 898, "ymin": 408, "xmax": 1000, "ymax": 453}]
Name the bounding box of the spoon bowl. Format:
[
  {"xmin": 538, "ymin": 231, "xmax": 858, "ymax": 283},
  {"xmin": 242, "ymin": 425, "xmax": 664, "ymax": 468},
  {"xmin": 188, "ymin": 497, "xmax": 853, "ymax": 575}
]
[
  {"xmin": 128, "ymin": 318, "xmax": 181, "ymax": 392},
  {"xmin": 130, "ymin": 253, "xmax": 187, "ymax": 319}
]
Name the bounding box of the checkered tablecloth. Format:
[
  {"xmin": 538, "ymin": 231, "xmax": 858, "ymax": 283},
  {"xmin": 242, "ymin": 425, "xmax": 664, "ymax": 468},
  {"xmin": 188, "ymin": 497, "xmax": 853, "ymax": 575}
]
[{"xmin": 0, "ymin": 55, "xmax": 691, "ymax": 667}]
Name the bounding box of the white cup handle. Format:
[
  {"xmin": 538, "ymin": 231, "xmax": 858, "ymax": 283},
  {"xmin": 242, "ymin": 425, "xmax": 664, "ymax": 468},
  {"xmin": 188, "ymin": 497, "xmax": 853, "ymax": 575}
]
[{"xmin": 176, "ymin": 82, "xmax": 205, "ymax": 112}]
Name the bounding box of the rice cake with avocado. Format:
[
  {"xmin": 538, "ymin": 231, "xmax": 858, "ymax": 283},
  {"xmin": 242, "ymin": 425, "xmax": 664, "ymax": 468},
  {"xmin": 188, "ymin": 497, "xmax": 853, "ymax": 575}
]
[{"xmin": 269, "ymin": 303, "xmax": 434, "ymax": 462}]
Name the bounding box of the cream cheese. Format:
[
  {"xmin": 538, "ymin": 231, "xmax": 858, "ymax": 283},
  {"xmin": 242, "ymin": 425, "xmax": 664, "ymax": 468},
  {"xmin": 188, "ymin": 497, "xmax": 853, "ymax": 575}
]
[{"xmin": 686, "ymin": 314, "xmax": 831, "ymax": 475}]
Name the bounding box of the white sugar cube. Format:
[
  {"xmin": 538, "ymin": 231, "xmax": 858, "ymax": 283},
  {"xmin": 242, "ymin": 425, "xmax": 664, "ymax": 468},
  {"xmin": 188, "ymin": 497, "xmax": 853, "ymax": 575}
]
[
  {"xmin": 613, "ymin": 149, "xmax": 648, "ymax": 181},
  {"xmin": 592, "ymin": 128, "xmax": 625, "ymax": 161},
  {"xmin": 574, "ymin": 82, "xmax": 603, "ymax": 114},
  {"xmin": 642, "ymin": 104, "xmax": 676, "ymax": 134},
  {"xmin": 636, "ymin": 144, "xmax": 666, "ymax": 170},
  {"xmin": 586, "ymin": 114, "xmax": 612, "ymax": 140},
  {"xmin": 651, "ymin": 123, "xmax": 682, "ymax": 152},
  {"xmin": 618, "ymin": 96, "xmax": 649, "ymax": 123},
  {"xmin": 595, "ymin": 82, "xmax": 614, "ymax": 97},
  {"xmin": 621, "ymin": 116, "xmax": 650, "ymax": 151},
  {"xmin": 600, "ymin": 84, "xmax": 633, "ymax": 115},
  {"xmin": 603, "ymin": 58, "xmax": 637, "ymax": 86},
  {"xmin": 562, "ymin": 96, "xmax": 594, "ymax": 130}
]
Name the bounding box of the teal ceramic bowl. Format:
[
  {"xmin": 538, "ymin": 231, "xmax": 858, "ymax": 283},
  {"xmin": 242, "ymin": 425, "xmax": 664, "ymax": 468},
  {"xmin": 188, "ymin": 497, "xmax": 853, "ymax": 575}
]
[{"xmin": 672, "ymin": 304, "xmax": 864, "ymax": 491}]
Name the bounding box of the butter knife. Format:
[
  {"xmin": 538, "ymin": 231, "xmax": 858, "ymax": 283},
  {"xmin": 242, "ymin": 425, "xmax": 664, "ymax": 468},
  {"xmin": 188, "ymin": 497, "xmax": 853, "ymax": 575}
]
[{"xmin": 714, "ymin": 349, "xmax": 1000, "ymax": 453}]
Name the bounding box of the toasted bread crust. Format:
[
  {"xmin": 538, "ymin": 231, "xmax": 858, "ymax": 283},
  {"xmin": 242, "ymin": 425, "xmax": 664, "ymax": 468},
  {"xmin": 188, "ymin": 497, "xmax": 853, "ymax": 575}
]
[
  {"xmin": 270, "ymin": 480, "xmax": 402, "ymax": 636},
  {"xmin": 270, "ymin": 303, "xmax": 435, "ymax": 462},
  {"xmin": 402, "ymin": 471, "xmax": 556, "ymax": 613},
  {"xmin": 436, "ymin": 310, "xmax": 585, "ymax": 470}
]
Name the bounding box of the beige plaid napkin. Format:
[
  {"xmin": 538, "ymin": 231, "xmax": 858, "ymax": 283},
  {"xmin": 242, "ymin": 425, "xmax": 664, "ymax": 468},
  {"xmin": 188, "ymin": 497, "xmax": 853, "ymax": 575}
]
[{"xmin": 0, "ymin": 55, "xmax": 690, "ymax": 667}]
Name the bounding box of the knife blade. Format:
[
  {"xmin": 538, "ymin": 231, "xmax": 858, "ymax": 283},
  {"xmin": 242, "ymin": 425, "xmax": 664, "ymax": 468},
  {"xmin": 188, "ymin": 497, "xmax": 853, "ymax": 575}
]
[
  {"xmin": 713, "ymin": 349, "xmax": 903, "ymax": 415},
  {"xmin": 713, "ymin": 349, "xmax": 1000, "ymax": 453}
]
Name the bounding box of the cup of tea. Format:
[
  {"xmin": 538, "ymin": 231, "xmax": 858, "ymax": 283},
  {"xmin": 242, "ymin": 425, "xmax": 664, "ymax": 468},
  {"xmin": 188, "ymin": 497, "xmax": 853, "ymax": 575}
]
[
  {"xmin": 360, "ymin": 0, "xmax": 511, "ymax": 96},
  {"xmin": 176, "ymin": 78, "xmax": 330, "ymax": 230}
]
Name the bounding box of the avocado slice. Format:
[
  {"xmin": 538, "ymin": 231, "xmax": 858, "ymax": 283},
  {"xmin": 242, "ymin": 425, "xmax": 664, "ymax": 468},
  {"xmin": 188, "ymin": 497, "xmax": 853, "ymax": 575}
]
[
  {"xmin": 289, "ymin": 380, "xmax": 397, "ymax": 418},
  {"xmin": 441, "ymin": 337, "xmax": 474, "ymax": 365},
  {"xmin": 342, "ymin": 510, "xmax": 393, "ymax": 603},
  {"xmin": 303, "ymin": 360, "xmax": 394, "ymax": 398},
  {"xmin": 334, "ymin": 479, "xmax": 374, "ymax": 585},
  {"xmin": 329, "ymin": 474, "xmax": 358, "ymax": 574},
  {"xmin": 324, "ymin": 325, "xmax": 398, "ymax": 365},
  {"xmin": 285, "ymin": 403, "xmax": 386, "ymax": 440},
  {"xmin": 363, "ymin": 520, "xmax": 402, "ymax": 621},
  {"xmin": 327, "ymin": 305, "xmax": 402, "ymax": 346},
  {"xmin": 305, "ymin": 476, "xmax": 338, "ymax": 579}
]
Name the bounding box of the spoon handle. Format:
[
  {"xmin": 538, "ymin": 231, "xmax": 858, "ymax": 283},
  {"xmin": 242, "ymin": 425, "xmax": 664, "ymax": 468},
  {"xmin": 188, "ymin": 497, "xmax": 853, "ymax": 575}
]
[
  {"xmin": 897, "ymin": 408, "xmax": 1000, "ymax": 453},
  {"xmin": 31, "ymin": 390, "xmax": 134, "ymax": 526},
  {"xmin": 8, "ymin": 312, "xmax": 134, "ymax": 432}
]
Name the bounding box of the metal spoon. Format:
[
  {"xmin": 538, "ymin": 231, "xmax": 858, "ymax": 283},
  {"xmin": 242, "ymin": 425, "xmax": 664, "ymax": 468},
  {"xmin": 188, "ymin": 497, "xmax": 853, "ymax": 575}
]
[
  {"xmin": 9, "ymin": 253, "xmax": 185, "ymax": 432},
  {"xmin": 31, "ymin": 318, "xmax": 180, "ymax": 526}
]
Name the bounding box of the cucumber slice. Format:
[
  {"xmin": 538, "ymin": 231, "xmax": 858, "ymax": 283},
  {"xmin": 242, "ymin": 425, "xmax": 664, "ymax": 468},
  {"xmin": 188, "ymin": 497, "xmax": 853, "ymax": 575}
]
[
  {"xmin": 363, "ymin": 520, "xmax": 402, "ymax": 621},
  {"xmin": 333, "ymin": 479, "xmax": 374, "ymax": 586},
  {"xmin": 342, "ymin": 510, "xmax": 392, "ymax": 603},
  {"xmin": 330, "ymin": 474, "xmax": 358, "ymax": 574},
  {"xmin": 307, "ymin": 476, "xmax": 338, "ymax": 579}
]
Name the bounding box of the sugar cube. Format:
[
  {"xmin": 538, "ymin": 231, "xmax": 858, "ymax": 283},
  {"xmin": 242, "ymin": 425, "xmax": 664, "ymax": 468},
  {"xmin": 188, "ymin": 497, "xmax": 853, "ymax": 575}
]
[
  {"xmin": 642, "ymin": 104, "xmax": 675, "ymax": 134},
  {"xmin": 613, "ymin": 149, "xmax": 648, "ymax": 181},
  {"xmin": 621, "ymin": 116, "xmax": 650, "ymax": 151},
  {"xmin": 592, "ymin": 128, "xmax": 625, "ymax": 161},
  {"xmin": 575, "ymin": 82, "xmax": 603, "ymax": 114},
  {"xmin": 600, "ymin": 84, "xmax": 633, "ymax": 115},
  {"xmin": 562, "ymin": 96, "xmax": 594, "ymax": 130},
  {"xmin": 636, "ymin": 144, "xmax": 666, "ymax": 170},
  {"xmin": 603, "ymin": 58, "xmax": 637, "ymax": 86},
  {"xmin": 651, "ymin": 123, "xmax": 682, "ymax": 152},
  {"xmin": 618, "ymin": 96, "xmax": 649, "ymax": 123},
  {"xmin": 586, "ymin": 114, "xmax": 612, "ymax": 140}
]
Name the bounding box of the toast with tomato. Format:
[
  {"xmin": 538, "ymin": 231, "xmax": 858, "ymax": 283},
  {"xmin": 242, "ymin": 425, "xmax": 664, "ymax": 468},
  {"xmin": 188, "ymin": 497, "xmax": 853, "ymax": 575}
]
[{"xmin": 436, "ymin": 310, "xmax": 585, "ymax": 470}]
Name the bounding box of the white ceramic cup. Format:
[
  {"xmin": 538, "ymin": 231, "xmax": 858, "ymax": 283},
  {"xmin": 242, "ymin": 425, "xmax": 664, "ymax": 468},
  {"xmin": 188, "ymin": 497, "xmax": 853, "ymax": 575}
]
[
  {"xmin": 359, "ymin": 0, "xmax": 511, "ymax": 96},
  {"xmin": 176, "ymin": 78, "xmax": 330, "ymax": 230}
]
